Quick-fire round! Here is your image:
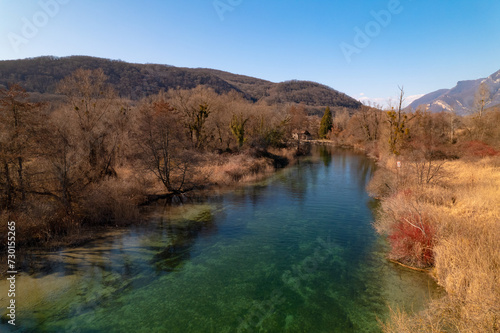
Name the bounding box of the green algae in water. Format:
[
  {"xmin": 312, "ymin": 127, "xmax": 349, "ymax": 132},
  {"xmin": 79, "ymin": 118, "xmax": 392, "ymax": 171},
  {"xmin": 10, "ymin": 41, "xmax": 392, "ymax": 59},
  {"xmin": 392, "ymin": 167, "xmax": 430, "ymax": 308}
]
[{"xmin": 0, "ymin": 148, "xmax": 442, "ymax": 333}]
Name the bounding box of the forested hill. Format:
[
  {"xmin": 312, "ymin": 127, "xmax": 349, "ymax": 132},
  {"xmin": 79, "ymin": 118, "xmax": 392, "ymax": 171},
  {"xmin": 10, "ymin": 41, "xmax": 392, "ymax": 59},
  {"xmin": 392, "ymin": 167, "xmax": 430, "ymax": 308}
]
[{"xmin": 0, "ymin": 56, "xmax": 361, "ymax": 112}]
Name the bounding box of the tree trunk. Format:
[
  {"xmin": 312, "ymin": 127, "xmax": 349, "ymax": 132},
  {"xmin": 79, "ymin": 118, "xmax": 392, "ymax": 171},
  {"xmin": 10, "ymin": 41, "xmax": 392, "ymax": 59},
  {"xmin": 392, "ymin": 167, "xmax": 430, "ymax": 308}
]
[
  {"xmin": 4, "ymin": 162, "xmax": 13, "ymax": 209},
  {"xmin": 18, "ymin": 157, "xmax": 26, "ymax": 201}
]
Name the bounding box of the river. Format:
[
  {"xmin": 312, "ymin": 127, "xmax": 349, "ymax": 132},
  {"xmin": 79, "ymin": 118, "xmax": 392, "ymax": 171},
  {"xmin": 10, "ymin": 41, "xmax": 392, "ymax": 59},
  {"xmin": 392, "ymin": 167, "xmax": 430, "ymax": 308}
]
[{"xmin": 0, "ymin": 146, "xmax": 441, "ymax": 332}]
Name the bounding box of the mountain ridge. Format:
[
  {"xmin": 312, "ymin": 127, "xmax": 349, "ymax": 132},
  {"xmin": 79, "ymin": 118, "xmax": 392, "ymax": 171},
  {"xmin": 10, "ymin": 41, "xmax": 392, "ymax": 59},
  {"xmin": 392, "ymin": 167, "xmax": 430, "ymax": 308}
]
[
  {"xmin": 409, "ymin": 69, "xmax": 500, "ymax": 114},
  {"xmin": 0, "ymin": 56, "xmax": 361, "ymax": 114}
]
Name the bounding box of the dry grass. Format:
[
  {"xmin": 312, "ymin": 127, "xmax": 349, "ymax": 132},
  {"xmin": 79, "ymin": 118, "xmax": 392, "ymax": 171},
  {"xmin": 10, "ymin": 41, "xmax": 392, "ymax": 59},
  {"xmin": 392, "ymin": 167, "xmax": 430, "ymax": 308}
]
[
  {"xmin": 196, "ymin": 152, "xmax": 276, "ymax": 185},
  {"xmin": 374, "ymin": 156, "xmax": 500, "ymax": 332},
  {"xmin": 379, "ymin": 306, "xmax": 447, "ymax": 333}
]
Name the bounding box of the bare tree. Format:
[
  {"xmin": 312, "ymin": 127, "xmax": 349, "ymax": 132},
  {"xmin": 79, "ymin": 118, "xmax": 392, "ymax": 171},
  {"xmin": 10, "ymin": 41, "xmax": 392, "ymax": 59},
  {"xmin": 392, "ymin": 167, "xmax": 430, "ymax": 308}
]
[
  {"xmin": 333, "ymin": 107, "xmax": 350, "ymax": 134},
  {"xmin": 386, "ymin": 87, "xmax": 411, "ymax": 155},
  {"xmin": 57, "ymin": 69, "xmax": 120, "ymax": 180},
  {"xmin": 0, "ymin": 84, "xmax": 45, "ymax": 208},
  {"xmin": 206, "ymin": 91, "xmax": 245, "ymax": 150},
  {"xmin": 359, "ymin": 102, "xmax": 383, "ymax": 142},
  {"xmin": 247, "ymin": 103, "xmax": 289, "ymax": 148},
  {"xmin": 405, "ymin": 108, "xmax": 449, "ymax": 186},
  {"xmin": 465, "ymin": 82, "xmax": 493, "ymax": 141},
  {"xmin": 168, "ymin": 86, "xmax": 218, "ymax": 150},
  {"xmin": 447, "ymin": 104, "xmax": 461, "ymax": 144},
  {"xmin": 287, "ymin": 103, "xmax": 308, "ymax": 134},
  {"xmin": 42, "ymin": 117, "xmax": 84, "ymax": 213},
  {"xmin": 474, "ymin": 82, "xmax": 491, "ymax": 119},
  {"xmin": 135, "ymin": 94, "xmax": 193, "ymax": 193}
]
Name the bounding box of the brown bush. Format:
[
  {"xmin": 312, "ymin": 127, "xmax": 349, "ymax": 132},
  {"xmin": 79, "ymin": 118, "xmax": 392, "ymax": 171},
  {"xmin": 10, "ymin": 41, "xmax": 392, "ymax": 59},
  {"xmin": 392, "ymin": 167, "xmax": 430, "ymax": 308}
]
[
  {"xmin": 78, "ymin": 177, "xmax": 143, "ymax": 225},
  {"xmin": 0, "ymin": 201, "xmax": 78, "ymax": 248},
  {"xmin": 366, "ymin": 167, "xmax": 397, "ymax": 198}
]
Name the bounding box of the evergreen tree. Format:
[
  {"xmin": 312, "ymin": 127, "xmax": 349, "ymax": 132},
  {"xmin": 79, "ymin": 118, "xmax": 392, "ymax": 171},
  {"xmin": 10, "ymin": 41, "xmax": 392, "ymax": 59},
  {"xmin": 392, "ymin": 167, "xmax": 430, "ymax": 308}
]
[{"xmin": 319, "ymin": 106, "xmax": 333, "ymax": 139}]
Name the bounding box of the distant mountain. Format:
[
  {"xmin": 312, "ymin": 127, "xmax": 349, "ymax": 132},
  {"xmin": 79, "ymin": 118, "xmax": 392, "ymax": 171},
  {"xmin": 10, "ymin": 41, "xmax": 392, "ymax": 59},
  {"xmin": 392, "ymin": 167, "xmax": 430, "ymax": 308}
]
[
  {"xmin": 409, "ymin": 69, "xmax": 500, "ymax": 115},
  {"xmin": 0, "ymin": 56, "xmax": 361, "ymax": 114}
]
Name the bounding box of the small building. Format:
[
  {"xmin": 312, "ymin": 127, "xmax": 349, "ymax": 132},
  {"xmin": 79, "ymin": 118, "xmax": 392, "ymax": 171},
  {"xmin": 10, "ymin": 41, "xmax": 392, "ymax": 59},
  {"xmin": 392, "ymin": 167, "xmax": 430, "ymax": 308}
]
[{"xmin": 292, "ymin": 130, "xmax": 312, "ymax": 141}]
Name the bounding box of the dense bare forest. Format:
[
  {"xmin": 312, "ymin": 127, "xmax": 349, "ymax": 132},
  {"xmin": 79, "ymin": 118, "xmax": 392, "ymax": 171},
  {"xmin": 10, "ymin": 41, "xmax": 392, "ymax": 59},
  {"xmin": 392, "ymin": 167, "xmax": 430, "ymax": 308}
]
[{"xmin": 0, "ymin": 67, "xmax": 330, "ymax": 248}]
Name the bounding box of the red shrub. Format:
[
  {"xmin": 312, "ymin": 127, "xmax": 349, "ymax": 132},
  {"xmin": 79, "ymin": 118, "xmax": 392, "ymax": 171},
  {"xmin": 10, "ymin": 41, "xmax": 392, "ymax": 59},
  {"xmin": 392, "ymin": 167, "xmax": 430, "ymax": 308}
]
[
  {"xmin": 399, "ymin": 188, "xmax": 413, "ymax": 198},
  {"xmin": 388, "ymin": 213, "xmax": 435, "ymax": 268},
  {"xmin": 460, "ymin": 141, "xmax": 499, "ymax": 158}
]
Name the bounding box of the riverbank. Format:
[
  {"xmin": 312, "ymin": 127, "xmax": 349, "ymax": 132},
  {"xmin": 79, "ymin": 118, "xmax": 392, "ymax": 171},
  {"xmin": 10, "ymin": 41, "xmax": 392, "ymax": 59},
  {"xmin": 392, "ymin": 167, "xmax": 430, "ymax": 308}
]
[
  {"xmin": 0, "ymin": 147, "xmax": 301, "ymax": 257},
  {"xmin": 369, "ymin": 154, "xmax": 500, "ymax": 332}
]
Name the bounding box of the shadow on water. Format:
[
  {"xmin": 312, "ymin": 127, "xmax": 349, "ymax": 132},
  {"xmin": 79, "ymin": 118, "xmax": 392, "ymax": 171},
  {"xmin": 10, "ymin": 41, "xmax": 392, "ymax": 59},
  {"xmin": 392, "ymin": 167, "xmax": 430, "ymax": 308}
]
[{"xmin": 150, "ymin": 208, "xmax": 217, "ymax": 272}]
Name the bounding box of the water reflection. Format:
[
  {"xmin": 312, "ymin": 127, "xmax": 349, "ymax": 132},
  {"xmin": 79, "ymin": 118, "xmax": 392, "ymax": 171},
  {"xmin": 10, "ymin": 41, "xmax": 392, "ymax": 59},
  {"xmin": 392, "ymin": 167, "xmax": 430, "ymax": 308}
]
[
  {"xmin": 319, "ymin": 145, "xmax": 333, "ymax": 167},
  {"xmin": 276, "ymin": 159, "xmax": 315, "ymax": 204}
]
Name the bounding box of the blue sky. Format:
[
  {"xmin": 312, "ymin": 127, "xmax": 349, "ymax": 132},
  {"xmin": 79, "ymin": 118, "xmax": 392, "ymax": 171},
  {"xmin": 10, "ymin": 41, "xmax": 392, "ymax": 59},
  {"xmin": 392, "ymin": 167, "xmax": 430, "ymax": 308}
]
[{"xmin": 1, "ymin": 0, "xmax": 499, "ymax": 105}]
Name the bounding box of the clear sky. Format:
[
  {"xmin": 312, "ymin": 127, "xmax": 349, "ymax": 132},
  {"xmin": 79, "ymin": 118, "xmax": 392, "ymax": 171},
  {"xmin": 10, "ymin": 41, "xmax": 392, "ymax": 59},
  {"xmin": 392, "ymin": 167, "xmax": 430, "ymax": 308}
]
[{"xmin": 1, "ymin": 0, "xmax": 499, "ymax": 105}]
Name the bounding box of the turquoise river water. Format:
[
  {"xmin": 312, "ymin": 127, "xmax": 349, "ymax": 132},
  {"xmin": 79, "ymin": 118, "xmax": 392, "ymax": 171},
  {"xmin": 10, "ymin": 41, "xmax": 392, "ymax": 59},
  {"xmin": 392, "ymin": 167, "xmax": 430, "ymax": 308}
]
[{"xmin": 1, "ymin": 147, "xmax": 441, "ymax": 332}]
